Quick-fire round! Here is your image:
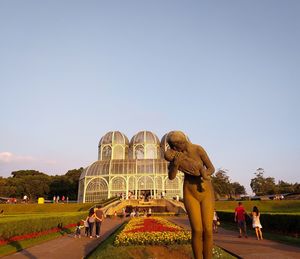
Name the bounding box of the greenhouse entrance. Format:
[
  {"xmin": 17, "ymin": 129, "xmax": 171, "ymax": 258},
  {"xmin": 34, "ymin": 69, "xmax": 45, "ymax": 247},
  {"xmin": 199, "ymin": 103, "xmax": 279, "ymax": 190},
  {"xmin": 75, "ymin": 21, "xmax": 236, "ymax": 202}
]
[{"xmin": 139, "ymin": 190, "xmax": 153, "ymax": 201}]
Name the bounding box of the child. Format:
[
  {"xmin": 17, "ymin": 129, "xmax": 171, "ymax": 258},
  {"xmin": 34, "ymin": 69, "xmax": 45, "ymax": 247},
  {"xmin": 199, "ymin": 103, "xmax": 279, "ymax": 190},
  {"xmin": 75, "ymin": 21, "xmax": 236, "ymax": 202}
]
[
  {"xmin": 74, "ymin": 222, "xmax": 83, "ymax": 238},
  {"xmin": 164, "ymin": 149, "xmax": 210, "ymax": 180},
  {"xmin": 251, "ymin": 206, "xmax": 263, "ymax": 240},
  {"xmin": 213, "ymin": 209, "xmax": 220, "ymax": 233},
  {"xmin": 82, "ymin": 218, "xmax": 89, "ymax": 237}
]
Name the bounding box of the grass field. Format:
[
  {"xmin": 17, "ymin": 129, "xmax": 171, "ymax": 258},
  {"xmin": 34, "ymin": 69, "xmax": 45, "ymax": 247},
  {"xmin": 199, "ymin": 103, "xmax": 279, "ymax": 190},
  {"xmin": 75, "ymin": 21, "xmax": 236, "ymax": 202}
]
[
  {"xmin": 0, "ymin": 203, "xmax": 94, "ymax": 214},
  {"xmin": 1, "ymin": 199, "xmax": 299, "ymax": 215},
  {"xmin": 215, "ymin": 200, "xmax": 300, "ymax": 213},
  {"xmin": 0, "ymin": 197, "xmax": 119, "ymax": 215},
  {"xmin": 0, "ymin": 212, "xmax": 86, "ymax": 223}
]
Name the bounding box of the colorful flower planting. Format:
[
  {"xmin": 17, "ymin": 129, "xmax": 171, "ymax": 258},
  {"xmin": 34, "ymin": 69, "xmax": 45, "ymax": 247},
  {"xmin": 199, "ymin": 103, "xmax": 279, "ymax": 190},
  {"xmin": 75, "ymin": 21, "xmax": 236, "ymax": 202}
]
[{"xmin": 114, "ymin": 217, "xmax": 191, "ymax": 246}]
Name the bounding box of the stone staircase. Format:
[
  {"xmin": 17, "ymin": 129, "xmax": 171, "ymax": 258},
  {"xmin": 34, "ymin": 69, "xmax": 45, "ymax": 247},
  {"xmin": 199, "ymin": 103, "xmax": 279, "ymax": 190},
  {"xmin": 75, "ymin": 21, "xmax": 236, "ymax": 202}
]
[{"xmin": 104, "ymin": 199, "xmax": 186, "ymax": 216}]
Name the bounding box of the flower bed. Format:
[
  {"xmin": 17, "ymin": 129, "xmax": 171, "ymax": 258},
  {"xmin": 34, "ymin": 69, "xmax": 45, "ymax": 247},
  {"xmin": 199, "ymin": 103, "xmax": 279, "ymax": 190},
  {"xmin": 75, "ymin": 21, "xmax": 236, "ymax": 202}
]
[
  {"xmin": 0, "ymin": 212, "xmax": 86, "ymax": 242},
  {"xmin": 114, "ymin": 217, "xmax": 191, "ymax": 246},
  {"xmin": 0, "ymin": 223, "xmax": 76, "ymax": 246}
]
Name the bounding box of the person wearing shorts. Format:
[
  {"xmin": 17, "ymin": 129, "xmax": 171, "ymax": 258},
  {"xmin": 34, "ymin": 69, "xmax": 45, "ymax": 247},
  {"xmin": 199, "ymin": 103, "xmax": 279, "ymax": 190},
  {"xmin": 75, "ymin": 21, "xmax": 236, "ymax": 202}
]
[{"xmin": 235, "ymin": 202, "xmax": 247, "ymax": 238}]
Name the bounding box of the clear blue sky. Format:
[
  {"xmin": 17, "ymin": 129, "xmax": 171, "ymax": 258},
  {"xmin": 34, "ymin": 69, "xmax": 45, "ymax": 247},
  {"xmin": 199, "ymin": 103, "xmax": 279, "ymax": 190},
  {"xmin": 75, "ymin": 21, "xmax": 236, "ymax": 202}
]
[{"xmin": 0, "ymin": 1, "xmax": 299, "ymax": 194}]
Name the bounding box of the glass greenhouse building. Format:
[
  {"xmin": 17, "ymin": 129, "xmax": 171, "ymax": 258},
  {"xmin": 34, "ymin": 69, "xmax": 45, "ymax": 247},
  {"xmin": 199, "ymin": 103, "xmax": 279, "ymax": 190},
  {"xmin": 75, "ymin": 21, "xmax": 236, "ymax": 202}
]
[{"xmin": 78, "ymin": 131, "xmax": 184, "ymax": 203}]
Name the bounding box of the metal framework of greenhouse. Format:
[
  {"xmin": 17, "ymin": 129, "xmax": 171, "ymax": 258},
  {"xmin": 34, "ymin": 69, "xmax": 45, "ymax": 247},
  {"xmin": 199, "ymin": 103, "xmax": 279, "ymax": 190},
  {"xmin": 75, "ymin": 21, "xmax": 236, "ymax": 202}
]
[{"xmin": 78, "ymin": 131, "xmax": 184, "ymax": 203}]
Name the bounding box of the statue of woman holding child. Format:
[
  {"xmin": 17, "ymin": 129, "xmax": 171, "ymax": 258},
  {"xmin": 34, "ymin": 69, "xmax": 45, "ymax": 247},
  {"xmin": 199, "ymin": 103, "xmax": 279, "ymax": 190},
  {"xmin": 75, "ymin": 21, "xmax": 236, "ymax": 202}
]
[{"xmin": 165, "ymin": 131, "xmax": 215, "ymax": 259}]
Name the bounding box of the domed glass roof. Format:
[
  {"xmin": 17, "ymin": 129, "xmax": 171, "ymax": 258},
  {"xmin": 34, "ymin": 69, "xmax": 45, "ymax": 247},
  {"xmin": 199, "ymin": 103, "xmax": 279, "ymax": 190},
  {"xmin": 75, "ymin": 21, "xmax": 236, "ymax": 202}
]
[
  {"xmin": 99, "ymin": 131, "xmax": 129, "ymax": 146},
  {"xmin": 130, "ymin": 131, "xmax": 160, "ymax": 145}
]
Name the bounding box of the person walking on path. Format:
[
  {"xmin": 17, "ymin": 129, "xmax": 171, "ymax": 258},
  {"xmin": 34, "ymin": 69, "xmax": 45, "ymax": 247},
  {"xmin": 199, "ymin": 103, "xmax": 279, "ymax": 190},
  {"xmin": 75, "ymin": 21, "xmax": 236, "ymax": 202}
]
[
  {"xmin": 94, "ymin": 205, "xmax": 104, "ymax": 238},
  {"xmin": 235, "ymin": 202, "xmax": 247, "ymax": 238},
  {"xmin": 213, "ymin": 209, "xmax": 219, "ymax": 233},
  {"xmin": 87, "ymin": 208, "xmax": 95, "ymax": 238},
  {"xmin": 251, "ymin": 206, "xmax": 263, "ymax": 240}
]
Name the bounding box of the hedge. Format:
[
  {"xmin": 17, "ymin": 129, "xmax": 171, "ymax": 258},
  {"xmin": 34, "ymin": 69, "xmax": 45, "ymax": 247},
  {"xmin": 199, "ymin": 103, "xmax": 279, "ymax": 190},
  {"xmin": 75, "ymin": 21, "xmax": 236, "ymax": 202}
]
[
  {"xmin": 215, "ymin": 200, "xmax": 300, "ymax": 213},
  {"xmin": 0, "ymin": 212, "xmax": 86, "ymax": 240},
  {"xmin": 217, "ymin": 211, "xmax": 300, "ymax": 235}
]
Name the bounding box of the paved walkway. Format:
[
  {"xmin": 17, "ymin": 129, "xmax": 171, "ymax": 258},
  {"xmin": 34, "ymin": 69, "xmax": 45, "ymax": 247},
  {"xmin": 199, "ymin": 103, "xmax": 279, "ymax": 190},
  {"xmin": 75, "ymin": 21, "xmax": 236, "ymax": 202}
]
[
  {"xmin": 169, "ymin": 217, "xmax": 300, "ymax": 259},
  {"xmin": 2, "ymin": 218, "xmax": 126, "ymax": 259}
]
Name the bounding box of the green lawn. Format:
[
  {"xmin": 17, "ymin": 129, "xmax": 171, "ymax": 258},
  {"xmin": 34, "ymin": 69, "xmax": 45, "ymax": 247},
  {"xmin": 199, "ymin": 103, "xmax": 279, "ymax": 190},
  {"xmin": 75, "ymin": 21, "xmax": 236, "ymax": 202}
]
[
  {"xmin": 0, "ymin": 212, "xmax": 86, "ymax": 223},
  {"xmin": 0, "ymin": 203, "xmax": 94, "ymax": 214},
  {"xmin": 215, "ymin": 200, "xmax": 300, "ymax": 213}
]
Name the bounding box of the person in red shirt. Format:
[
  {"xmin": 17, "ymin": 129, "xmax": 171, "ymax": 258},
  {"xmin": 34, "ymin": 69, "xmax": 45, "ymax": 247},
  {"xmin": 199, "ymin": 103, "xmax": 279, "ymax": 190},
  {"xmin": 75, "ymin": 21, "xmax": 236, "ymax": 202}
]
[{"xmin": 235, "ymin": 202, "xmax": 248, "ymax": 238}]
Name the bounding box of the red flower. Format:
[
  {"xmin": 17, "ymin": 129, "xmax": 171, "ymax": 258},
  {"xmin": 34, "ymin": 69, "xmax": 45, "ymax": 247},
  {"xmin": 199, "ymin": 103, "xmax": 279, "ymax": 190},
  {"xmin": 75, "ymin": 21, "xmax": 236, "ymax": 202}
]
[{"xmin": 125, "ymin": 218, "xmax": 180, "ymax": 233}]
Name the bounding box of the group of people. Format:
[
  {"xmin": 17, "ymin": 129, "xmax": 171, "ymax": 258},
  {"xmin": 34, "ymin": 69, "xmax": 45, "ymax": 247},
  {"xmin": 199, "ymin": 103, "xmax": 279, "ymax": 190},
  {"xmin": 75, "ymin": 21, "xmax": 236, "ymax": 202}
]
[
  {"xmin": 53, "ymin": 195, "xmax": 68, "ymax": 203},
  {"xmin": 129, "ymin": 207, "xmax": 152, "ymax": 217},
  {"xmin": 212, "ymin": 202, "xmax": 263, "ymax": 240},
  {"xmin": 234, "ymin": 201, "xmax": 263, "ymax": 240},
  {"xmin": 74, "ymin": 205, "xmax": 104, "ymax": 238}
]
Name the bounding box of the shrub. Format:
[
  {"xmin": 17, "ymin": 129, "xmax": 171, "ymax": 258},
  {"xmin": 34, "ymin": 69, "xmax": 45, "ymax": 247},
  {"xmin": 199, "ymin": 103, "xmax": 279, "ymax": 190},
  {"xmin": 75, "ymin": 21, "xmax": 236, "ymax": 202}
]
[
  {"xmin": 0, "ymin": 212, "xmax": 86, "ymax": 240},
  {"xmin": 215, "ymin": 200, "xmax": 300, "ymax": 213},
  {"xmin": 217, "ymin": 211, "xmax": 300, "ymax": 235}
]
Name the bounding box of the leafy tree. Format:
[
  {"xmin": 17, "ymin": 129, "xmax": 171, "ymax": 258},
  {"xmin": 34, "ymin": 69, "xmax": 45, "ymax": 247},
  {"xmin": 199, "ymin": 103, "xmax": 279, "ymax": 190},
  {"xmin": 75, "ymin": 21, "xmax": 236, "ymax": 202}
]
[
  {"xmin": 49, "ymin": 168, "xmax": 83, "ymax": 200},
  {"xmin": 231, "ymin": 182, "xmax": 246, "ymax": 195},
  {"xmin": 65, "ymin": 168, "xmax": 83, "ymax": 200},
  {"xmin": 250, "ymin": 168, "xmax": 277, "ymax": 195},
  {"xmin": 0, "ymin": 168, "xmax": 83, "ymax": 200},
  {"xmin": 2, "ymin": 171, "xmax": 50, "ymax": 199},
  {"xmin": 0, "ymin": 177, "xmax": 8, "ymax": 196},
  {"xmin": 11, "ymin": 170, "xmax": 48, "ymax": 178},
  {"xmin": 277, "ymin": 180, "xmax": 294, "ymax": 194},
  {"xmin": 293, "ymin": 183, "xmax": 300, "ymax": 193},
  {"xmin": 211, "ymin": 169, "xmax": 233, "ymax": 198}
]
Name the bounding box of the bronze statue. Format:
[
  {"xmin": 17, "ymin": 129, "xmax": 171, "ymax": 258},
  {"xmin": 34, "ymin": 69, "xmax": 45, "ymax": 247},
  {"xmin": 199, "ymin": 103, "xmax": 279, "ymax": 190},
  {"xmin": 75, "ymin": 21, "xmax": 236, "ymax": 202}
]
[{"xmin": 166, "ymin": 131, "xmax": 215, "ymax": 259}]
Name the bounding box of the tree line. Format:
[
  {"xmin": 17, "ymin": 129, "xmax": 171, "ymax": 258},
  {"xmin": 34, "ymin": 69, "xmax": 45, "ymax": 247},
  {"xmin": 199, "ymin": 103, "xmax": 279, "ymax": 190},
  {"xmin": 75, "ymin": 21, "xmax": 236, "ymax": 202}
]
[
  {"xmin": 212, "ymin": 167, "xmax": 300, "ymax": 198},
  {"xmin": 250, "ymin": 168, "xmax": 300, "ymax": 196},
  {"xmin": 0, "ymin": 168, "xmax": 83, "ymax": 201},
  {"xmin": 0, "ymin": 167, "xmax": 298, "ymax": 201},
  {"xmin": 211, "ymin": 169, "xmax": 246, "ymax": 199}
]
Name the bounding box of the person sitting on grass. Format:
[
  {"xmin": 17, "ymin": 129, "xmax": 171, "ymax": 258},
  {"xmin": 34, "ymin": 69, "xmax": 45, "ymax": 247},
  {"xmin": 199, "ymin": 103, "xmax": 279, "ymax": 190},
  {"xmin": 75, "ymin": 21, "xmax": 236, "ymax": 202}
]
[
  {"xmin": 164, "ymin": 148, "xmax": 211, "ymax": 181},
  {"xmin": 74, "ymin": 222, "xmax": 83, "ymax": 238}
]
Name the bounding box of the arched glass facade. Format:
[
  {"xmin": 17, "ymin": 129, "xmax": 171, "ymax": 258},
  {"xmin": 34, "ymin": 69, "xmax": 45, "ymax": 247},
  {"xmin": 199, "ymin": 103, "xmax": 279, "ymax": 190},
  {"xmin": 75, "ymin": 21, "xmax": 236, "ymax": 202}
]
[{"xmin": 78, "ymin": 131, "xmax": 184, "ymax": 203}]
